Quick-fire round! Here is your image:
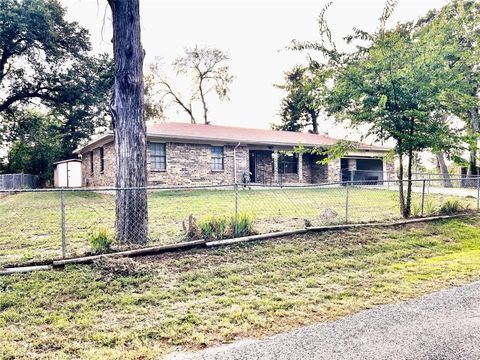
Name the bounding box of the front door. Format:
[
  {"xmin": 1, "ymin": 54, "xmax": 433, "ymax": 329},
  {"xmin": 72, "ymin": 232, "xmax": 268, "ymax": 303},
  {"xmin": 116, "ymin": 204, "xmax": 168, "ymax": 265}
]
[{"xmin": 249, "ymin": 151, "xmax": 256, "ymax": 182}]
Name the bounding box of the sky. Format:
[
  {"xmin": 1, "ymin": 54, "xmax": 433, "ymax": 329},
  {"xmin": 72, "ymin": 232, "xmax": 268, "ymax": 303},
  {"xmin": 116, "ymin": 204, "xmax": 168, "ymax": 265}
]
[{"xmin": 61, "ymin": 0, "xmax": 448, "ymax": 143}]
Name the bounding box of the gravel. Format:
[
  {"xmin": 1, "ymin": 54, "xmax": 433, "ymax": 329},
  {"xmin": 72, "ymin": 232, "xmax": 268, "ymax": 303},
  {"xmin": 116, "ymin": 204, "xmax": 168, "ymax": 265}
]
[{"xmin": 166, "ymin": 281, "xmax": 480, "ymax": 360}]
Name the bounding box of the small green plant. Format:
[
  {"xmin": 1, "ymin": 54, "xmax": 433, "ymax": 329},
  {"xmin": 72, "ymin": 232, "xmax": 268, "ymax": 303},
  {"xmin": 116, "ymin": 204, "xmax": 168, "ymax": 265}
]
[
  {"xmin": 21, "ymin": 250, "xmax": 34, "ymax": 262},
  {"xmin": 438, "ymin": 198, "xmax": 465, "ymax": 215},
  {"xmin": 199, "ymin": 215, "xmax": 228, "ymax": 240},
  {"xmin": 232, "ymin": 212, "xmax": 255, "ymax": 237},
  {"xmin": 88, "ymin": 227, "xmax": 114, "ymax": 254},
  {"xmin": 411, "ymin": 203, "xmax": 421, "ymax": 217},
  {"xmin": 424, "ymin": 200, "xmax": 437, "ymax": 216}
]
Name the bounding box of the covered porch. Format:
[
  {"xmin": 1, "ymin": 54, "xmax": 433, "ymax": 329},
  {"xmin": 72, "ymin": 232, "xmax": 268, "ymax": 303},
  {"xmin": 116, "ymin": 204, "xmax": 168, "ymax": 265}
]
[{"xmin": 247, "ymin": 148, "xmax": 330, "ymax": 185}]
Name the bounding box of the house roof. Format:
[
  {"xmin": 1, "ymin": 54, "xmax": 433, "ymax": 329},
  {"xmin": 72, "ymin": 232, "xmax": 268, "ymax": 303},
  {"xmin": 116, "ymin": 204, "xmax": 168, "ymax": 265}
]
[{"xmin": 75, "ymin": 122, "xmax": 390, "ymax": 153}]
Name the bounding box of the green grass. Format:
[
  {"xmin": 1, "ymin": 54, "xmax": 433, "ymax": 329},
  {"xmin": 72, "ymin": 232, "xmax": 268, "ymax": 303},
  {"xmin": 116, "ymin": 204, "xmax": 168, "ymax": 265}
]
[
  {"xmin": 0, "ymin": 187, "xmax": 475, "ymax": 266},
  {"xmin": 1, "ymin": 217, "xmax": 480, "ymax": 359}
]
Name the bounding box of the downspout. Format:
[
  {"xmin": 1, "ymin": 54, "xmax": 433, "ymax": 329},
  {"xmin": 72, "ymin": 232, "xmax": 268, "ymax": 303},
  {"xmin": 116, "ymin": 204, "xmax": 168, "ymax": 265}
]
[{"xmin": 233, "ymin": 142, "xmax": 241, "ymax": 184}]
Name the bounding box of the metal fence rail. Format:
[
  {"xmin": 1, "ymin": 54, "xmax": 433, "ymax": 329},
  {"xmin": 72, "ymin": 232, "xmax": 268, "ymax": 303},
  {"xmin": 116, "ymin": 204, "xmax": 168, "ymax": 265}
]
[{"xmin": 0, "ymin": 177, "xmax": 478, "ymax": 268}]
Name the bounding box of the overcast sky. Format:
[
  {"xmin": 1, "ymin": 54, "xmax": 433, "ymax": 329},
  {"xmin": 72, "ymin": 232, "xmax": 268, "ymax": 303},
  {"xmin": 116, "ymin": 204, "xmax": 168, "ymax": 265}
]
[{"xmin": 61, "ymin": 0, "xmax": 448, "ymax": 142}]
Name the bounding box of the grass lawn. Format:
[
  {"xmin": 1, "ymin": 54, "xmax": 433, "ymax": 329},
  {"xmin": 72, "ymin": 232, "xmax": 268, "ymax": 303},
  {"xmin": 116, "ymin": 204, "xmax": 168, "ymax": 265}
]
[
  {"xmin": 1, "ymin": 216, "xmax": 480, "ymax": 359},
  {"xmin": 0, "ymin": 186, "xmax": 474, "ymax": 267}
]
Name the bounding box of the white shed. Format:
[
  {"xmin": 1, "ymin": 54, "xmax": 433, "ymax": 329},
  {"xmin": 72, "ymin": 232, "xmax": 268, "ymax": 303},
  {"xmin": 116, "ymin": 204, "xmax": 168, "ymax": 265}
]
[{"xmin": 54, "ymin": 159, "xmax": 82, "ymax": 188}]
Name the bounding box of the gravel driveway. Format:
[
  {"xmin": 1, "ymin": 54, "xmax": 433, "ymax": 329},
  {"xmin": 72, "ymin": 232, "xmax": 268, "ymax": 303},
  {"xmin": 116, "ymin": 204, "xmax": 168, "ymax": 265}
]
[{"xmin": 167, "ymin": 281, "xmax": 480, "ymax": 360}]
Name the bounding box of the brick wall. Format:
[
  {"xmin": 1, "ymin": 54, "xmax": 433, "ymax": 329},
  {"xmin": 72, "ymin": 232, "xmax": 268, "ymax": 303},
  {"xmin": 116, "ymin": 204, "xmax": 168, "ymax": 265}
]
[
  {"xmin": 306, "ymin": 153, "xmax": 329, "ymax": 183},
  {"xmin": 327, "ymin": 159, "xmax": 341, "ymax": 183},
  {"xmin": 81, "ymin": 141, "xmax": 349, "ymax": 187},
  {"xmin": 82, "ymin": 141, "xmax": 248, "ymax": 187},
  {"xmin": 81, "ymin": 141, "xmax": 116, "ymax": 187},
  {"xmin": 148, "ymin": 142, "xmax": 248, "ymax": 186}
]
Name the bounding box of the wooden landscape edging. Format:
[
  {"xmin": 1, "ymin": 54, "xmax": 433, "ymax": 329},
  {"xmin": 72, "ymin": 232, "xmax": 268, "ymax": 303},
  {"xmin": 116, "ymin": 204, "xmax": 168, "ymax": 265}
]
[
  {"xmin": 51, "ymin": 239, "xmax": 207, "ymax": 266},
  {"xmin": 205, "ymin": 213, "xmax": 468, "ymax": 247},
  {"xmin": 0, "ymin": 213, "xmax": 470, "ymax": 275}
]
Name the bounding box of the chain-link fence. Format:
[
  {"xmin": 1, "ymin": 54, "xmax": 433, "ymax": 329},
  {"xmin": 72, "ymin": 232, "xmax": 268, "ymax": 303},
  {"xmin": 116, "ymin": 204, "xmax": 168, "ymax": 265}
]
[
  {"xmin": 1, "ymin": 177, "xmax": 478, "ymax": 267},
  {"xmin": 0, "ymin": 173, "xmax": 38, "ymax": 189}
]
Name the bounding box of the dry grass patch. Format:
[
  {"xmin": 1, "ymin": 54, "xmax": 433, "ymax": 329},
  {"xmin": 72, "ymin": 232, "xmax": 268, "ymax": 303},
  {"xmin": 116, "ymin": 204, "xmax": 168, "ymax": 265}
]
[{"xmin": 1, "ymin": 216, "xmax": 480, "ymax": 359}]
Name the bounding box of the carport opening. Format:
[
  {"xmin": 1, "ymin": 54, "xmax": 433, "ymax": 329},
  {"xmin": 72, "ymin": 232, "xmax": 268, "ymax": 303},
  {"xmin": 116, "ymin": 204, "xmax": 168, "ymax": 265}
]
[{"xmin": 341, "ymin": 158, "xmax": 384, "ymax": 184}]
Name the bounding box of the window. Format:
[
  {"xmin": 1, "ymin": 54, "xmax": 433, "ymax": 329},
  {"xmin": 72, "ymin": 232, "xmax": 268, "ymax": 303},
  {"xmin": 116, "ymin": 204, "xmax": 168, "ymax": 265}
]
[
  {"xmin": 211, "ymin": 146, "xmax": 224, "ymax": 171},
  {"xmin": 99, "ymin": 147, "xmax": 105, "ymax": 173},
  {"xmin": 278, "ymin": 153, "xmax": 298, "ymax": 174},
  {"xmin": 150, "ymin": 143, "xmax": 166, "ymax": 170},
  {"xmin": 89, "ymin": 151, "xmax": 94, "ymax": 175}
]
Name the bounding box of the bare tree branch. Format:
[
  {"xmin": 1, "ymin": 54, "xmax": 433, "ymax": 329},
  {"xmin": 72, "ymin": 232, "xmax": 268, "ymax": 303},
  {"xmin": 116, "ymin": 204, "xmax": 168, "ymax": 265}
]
[{"xmin": 149, "ymin": 46, "xmax": 233, "ymax": 124}]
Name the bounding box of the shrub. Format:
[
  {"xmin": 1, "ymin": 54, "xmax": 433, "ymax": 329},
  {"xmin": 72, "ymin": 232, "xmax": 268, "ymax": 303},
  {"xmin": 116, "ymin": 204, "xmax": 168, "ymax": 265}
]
[
  {"xmin": 199, "ymin": 215, "xmax": 228, "ymax": 240},
  {"xmin": 438, "ymin": 198, "xmax": 465, "ymax": 215},
  {"xmin": 88, "ymin": 227, "xmax": 114, "ymax": 254},
  {"xmin": 232, "ymin": 212, "xmax": 255, "ymax": 237}
]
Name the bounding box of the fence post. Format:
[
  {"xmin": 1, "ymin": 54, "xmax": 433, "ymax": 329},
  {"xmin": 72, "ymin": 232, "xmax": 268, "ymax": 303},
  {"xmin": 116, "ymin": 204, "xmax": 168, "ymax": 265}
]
[
  {"xmin": 60, "ymin": 190, "xmax": 66, "ymax": 258},
  {"xmin": 421, "ymin": 179, "xmax": 426, "ymax": 217},
  {"xmin": 234, "ymin": 183, "xmax": 239, "ymax": 237},
  {"xmin": 345, "ymin": 182, "xmax": 349, "ymax": 223}
]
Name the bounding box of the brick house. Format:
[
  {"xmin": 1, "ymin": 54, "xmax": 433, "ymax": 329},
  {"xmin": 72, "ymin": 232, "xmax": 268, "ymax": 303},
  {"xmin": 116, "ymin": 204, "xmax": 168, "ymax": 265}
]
[{"xmin": 74, "ymin": 122, "xmax": 393, "ymax": 187}]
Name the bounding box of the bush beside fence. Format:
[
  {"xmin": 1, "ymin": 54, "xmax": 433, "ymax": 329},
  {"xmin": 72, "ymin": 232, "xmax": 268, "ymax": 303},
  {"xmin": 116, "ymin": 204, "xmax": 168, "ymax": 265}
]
[{"xmin": 0, "ymin": 177, "xmax": 478, "ymax": 267}]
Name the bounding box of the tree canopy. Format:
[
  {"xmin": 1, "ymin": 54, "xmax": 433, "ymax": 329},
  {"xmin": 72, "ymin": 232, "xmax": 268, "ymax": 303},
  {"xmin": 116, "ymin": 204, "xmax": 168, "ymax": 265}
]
[
  {"xmin": 290, "ymin": 0, "xmax": 479, "ymax": 217},
  {"xmin": 274, "ymin": 62, "xmax": 332, "ymax": 134},
  {"xmin": 414, "ymin": 0, "xmax": 480, "ymax": 175},
  {"xmin": 0, "ymin": 0, "xmax": 112, "ymax": 183}
]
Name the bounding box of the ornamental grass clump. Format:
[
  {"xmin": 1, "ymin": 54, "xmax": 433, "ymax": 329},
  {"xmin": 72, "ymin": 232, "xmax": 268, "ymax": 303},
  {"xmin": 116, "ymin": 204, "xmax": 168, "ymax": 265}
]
[
  {"xmin": 198, "ymin": 215, "xmax": 229, "ymax": 240},
  {"xmin": 439, "ymin": 198, "xmax": 466, "ymax": 215},
  {"xmin": 189, "ymin": 212, "xmax": 256, "ymax": 240},
  {"xmin": 232, "ymin": 212, "xmax": 255, "ymax": 237},
  {"xmin": 88, "ymin": 227, "xmax": 115, "ymax": 254}
]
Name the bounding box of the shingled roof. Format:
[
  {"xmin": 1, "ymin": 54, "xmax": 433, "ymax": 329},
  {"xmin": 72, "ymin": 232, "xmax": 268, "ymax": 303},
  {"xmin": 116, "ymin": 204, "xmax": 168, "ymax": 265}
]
[
  {"xmin": 147, "ymin": 122, "xmax": 389, "ymax": 151},
  {"xmin": 75, "ymin": 122, "xmax": 390, "ymax": 153}
]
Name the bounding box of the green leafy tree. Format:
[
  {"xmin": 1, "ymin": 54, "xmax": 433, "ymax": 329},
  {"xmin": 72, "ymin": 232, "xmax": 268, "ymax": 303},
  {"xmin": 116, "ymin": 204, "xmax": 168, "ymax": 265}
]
[
  {"xmin": 3, "ymin": 111, "xmax": 63, "ymax": 185},
  {"xmin": 275, "ymin": 63, "xmax": 331, "ymax": 134},
  {"xmin": 415, "ymin": 1, "xmax": 480, "ymax": 176},
  {"xmin": 330, "ymin": 25, "xmax": 464, "ymax": 217},
  {"xmin": 0, "ymin": 0, "xmax": 113, "ymax": 169},
  {"xmin": 293, "ymin": 1, "xmax": 467, "ymax": 217}
]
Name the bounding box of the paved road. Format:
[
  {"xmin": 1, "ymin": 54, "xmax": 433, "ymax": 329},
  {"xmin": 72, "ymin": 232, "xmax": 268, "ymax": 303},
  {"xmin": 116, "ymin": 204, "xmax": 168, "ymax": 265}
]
[{"xmin": 167, "ymin": 282, "xmax": 480, "ymax": 360}]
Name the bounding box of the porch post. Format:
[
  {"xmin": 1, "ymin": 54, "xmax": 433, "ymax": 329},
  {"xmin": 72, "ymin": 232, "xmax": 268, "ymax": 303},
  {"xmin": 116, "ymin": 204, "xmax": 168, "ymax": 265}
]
[
  {"xmin": 273, "ymin": 150, "xmax": 279, "ymax": 183},
  {"xmin": 298, "ymin": 152, "xmax": 303, "ymax": 182}
]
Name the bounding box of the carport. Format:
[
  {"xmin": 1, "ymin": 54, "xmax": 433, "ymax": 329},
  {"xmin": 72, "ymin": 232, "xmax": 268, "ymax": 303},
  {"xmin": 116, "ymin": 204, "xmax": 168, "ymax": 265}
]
[{"xmin": 341, "ymin": 157, "xmax": 384, "ymax": 184}]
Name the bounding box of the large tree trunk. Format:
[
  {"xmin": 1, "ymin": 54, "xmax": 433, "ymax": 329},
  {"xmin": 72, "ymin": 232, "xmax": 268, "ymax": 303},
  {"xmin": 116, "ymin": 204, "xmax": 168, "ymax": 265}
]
[
  {"xmin": 436, "ymin": 151, "xmax": 452, "ymax": 188},
  {"xmin": 108, "ymin": 0, "xmax": 148, "ymax": 244},
  {"xmin": 469, "ymin": 107, "xmax": 479, "ymax": 176},
  {"xmin": 308, "ymin": 109, "xmax": 319, "ymax": 134}
]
